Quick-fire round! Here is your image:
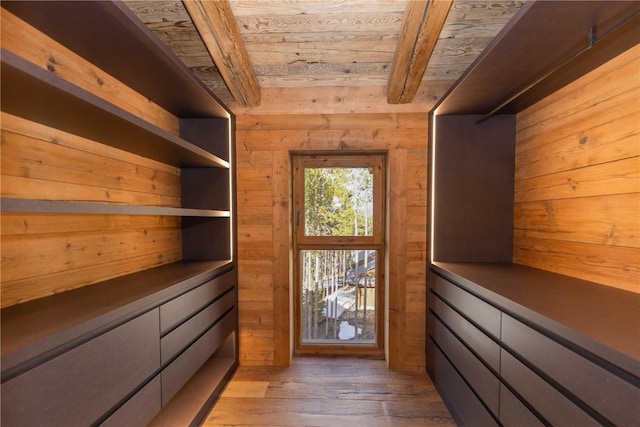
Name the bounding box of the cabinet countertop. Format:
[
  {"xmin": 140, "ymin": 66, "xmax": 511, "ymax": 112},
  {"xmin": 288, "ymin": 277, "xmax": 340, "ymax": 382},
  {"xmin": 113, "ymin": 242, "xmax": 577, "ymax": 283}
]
[{"xmin": 431, "ymin": 262, "xmax": 640, "ymax": 376}]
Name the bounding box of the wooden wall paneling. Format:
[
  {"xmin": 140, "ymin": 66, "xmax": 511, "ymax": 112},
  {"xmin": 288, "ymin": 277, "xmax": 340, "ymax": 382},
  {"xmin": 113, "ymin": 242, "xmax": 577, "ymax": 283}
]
[
  {"xmin": 0, "ymin": 252, "xmax": 182, "ymax": 309},
  {"xmin": 515, "ymin": 44, "xmax": 639, "ymax": 138},
  {"xmin": 237, "ymin": 251, "xmax": 275, "ymax": 365},
  {"xmin": 387, "ymin": 149, "xmax": 408, "ymax": 370},
  {"xmin": 1, "ymin": 226, "xmax": 181, "ymax": 283},
  {"xmin": 514, "ymin": 193, "xmax": 640, "ymax": 247},
  {"xmin": 512, "ymin": 237, "xmax": 639, "ymax": 294},
  {"xmin": 0, "ymin": 15, "xmax": 187, "ymax": 306},
  {"xmin": 1, "ymin": 133, "xmax": 180, "ymax": 206},
  {"xmin": 235, "ymin": 112, "xmax": 428, "ymax": 369},
  {"xmin": 515, "ymin": 46, "xmax": 638, "ymax": 160},
  {"xmin": 238, "ymin": 128, "xmax": 427, "ymax": 152},
  {"xmin": 0, "ymin": 213, "xmax": 179, "ymax": 236},
  {"xmin": 515, "ymin": 157, "xmax": 639, "ymax": 202},
  {"xmin": 0, "ymin": 113, "xmax": 185, "ymax": 305},
  {"xmin": 236, "ymin": 113, "xmax": 428, "ymax": 131},
  {"xmin": 1, "ymin": 113, "xmax": 181, "ymax": 203},
  {"xmin": 402, "ymin": 148, "xmax": 428, "ymax": 371},
  {"xmin": 516, "ymin": 90, "xmax": 638, "ymax": 159},
  {"xmin": 0, "ymin": 8, "xmax": 179, "ymax": 135},
  {"xmin": 515, "ymin": 112, "xmax": 639, "ymax": 181},
  {"xmin": 0, "ymin": 111, "xmax": 183, "ymax": 306},
  {"xmin": 514, "ymin": 44, "xmax": 640, "ymax": 292},
  {"xmin": 272, "ymin": 150, "xmax": 292, "ymax": 366},
  {"xmin": 227, "ymin": 84, "xmax": 448, "ymax": 116},
  {"xmin": 1, "ymin": 147, "xmax": 179, "ymax": 206},
  {"xmin": 1, "ymin": 215, "xmax": 181, "ymax": 307},
  {"xmin": 235, "ymin": 135, "xmax": 275, "ymax": 365}
]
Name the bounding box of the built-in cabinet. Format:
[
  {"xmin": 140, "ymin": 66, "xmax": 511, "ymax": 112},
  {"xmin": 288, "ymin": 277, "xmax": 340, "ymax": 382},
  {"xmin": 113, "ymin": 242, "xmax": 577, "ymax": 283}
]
[
  {"xmin": 428, "ymin": 264, "xmax": 640, "ymax": 426},
  {"xmin": 1, "ymin": 1, "xmax": 237, "ymax": 425},
  {"xmin": 427, "ymin": 1, "xmax": 640, "ymax": 425}
]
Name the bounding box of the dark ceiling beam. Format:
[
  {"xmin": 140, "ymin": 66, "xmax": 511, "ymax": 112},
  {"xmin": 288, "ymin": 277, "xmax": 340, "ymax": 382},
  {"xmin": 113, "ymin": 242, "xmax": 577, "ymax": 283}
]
[
  {"xmin": 387, "ymin": 0, "xmax": 453, "ymax": 104},
  {"xmin": 182, "ymin": 0, "xmax": 261, "ymax": 107}
]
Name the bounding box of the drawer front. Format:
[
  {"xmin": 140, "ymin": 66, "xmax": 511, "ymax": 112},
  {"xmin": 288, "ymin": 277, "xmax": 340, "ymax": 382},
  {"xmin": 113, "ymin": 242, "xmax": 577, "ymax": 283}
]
[
  {"xmin": 161, "ymin": 287, "xmax": 236, "ymax": 364},
  {"xmin": 100, "ymin": 377, "xmax": 161, "ymax": 427},
  {"xmin": 429, "ymin": 313, "xmax": 500, "ymax": 415},
  {"xmin": 502, "ymin": 314, "xmax": 640, "ymax": 426},
  {"xmin": 1, "ymin": 309, "xmax": 160, "ymax": 427},
  {"xmin": 431, "ymin": 273, "xmax": 501, "ymax": 338},
  {"xmin": 500, "ymin": 349, "xmax": 600, "ymax": 426},
  {"xmin": 499, "ymin": 383, "xmax": 544, "ymax": 427},
  {"xmin": 427, "ymin": 337, "xmax": 499, "ymax": 427},
  {"xmin": 430, "ymin": 290, "xmax": 500, "ymax": 371},
  {"xmin": 160, "ymin": 270, "xmax": 235, "ymax": 333},
  {"xmin": 161, "ymin": 307, "xmax": 236, "ymax": 406}
]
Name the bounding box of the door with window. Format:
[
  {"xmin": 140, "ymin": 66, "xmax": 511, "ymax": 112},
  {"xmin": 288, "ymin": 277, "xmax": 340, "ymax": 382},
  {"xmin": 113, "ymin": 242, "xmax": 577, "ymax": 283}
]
[{"xmin": 293, "ymin": 154, "xmax": 385, "ymax": 356}]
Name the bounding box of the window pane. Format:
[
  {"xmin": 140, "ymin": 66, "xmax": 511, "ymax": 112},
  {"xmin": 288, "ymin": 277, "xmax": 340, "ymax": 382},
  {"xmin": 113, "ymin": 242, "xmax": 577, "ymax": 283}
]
[
  {"xmin": 300, "ymin": 249, "xmax": 376, "ymax": 344},
  {"xmin": 304, "ymin": 167, "xmax": 373, "ymax": 237}
]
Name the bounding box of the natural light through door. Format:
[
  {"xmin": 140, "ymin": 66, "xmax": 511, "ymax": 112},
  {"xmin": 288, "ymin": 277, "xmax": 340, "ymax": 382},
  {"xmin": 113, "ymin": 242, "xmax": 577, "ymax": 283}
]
[{"xmin": 293, "ymin": 154, "xmax": 385, "ymax": 356}]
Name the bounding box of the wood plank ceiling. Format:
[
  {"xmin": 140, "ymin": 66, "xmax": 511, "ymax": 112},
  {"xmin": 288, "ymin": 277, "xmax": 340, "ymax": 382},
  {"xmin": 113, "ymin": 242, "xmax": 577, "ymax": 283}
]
[{"xmin": 123, "ymin": 0, "xmax": 523, "ymax": 114}]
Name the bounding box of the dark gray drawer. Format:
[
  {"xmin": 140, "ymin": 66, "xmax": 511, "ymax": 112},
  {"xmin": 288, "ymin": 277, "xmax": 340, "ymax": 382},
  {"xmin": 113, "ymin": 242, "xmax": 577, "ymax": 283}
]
[
  {"xmin": 502, "ymin": 314, "xmax": 640, "ymax": 426},
  {"xmin": 431, "ymin": 273, "xmax": 501, "ymax": 339},
  {"xmin": 429, "ymin": 313, "xmax": 500, "ymax": 415},
  {"xmin": 100, "ymin": 376, "xmax": 161, "ymax": 427},
  {"xmin": 499, "ymin": 383, "xmax": 544, "ymax": 427},
  {"xmin": 160, "ymin": 270, "xmax": 235, "ymax": 334},
  {"xmin": 427, "ymin": 337, "xmax": 499, "ymax": 427},
  {"xmin": 1, "ymin": 309, "xmax": 160, "ymax": 427},
  {"xmin": 500, "ymin": 349, "xmax": 599, "ymax": 426},
  {"xmin": 161, "ymin": 307, "xmax": 236, "ymax": 405},
  {"xmin": 430, "ymin": 291, "xmax": 500, "ymax": 371},
  {"xmin": 161, "ymin": 287, "xmax": 236, "ymax": 364}
]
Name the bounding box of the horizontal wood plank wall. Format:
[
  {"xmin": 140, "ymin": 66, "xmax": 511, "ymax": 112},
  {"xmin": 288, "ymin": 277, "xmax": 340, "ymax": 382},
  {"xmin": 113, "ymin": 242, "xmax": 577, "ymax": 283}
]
[
  {"xmin": 1, "ymin": 9, "xmax": 179, "ymax": 135},
  {"xmin": 236, "ymin": 113, "xmax": 428, "ymax": 371},
  {"xmin": 514, "ymin": 44, "xmax": 640, "ymax": 293},
  {"xmin": 0, "ymin": 13, "xmax": 182, "ymax": 307}
]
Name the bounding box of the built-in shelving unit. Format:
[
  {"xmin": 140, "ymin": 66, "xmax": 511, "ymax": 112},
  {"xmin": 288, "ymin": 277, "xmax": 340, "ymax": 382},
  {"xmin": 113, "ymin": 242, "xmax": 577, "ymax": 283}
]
[
  {"xmin": 1, "ymin": 49, "xmax": 229, "ymax": 169},
  {"xmin": 0, "ymin": 198, "xmax": 230, "ymax": 218},
  {"xmin": 427, "ymin": 1, "xmax": 640, "ymax": 425},
  {"xmin": 428, "ymin": 263, "xmax": 640, "ymax": 427},
  {"xmin": 1, "ymin": 1, "xmax": 238, "ymax": 426}
]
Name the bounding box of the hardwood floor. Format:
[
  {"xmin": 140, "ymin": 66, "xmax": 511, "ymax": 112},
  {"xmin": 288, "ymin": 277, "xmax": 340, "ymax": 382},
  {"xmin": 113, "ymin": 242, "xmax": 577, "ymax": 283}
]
[{"xmin": 203, "ymin": 357, "xmax": 455, "ymax": 426}]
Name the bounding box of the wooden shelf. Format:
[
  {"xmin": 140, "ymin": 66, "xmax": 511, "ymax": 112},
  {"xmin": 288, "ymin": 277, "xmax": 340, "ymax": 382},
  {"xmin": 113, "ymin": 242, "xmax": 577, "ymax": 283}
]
[
  {"xmin": 433, "ymin": 1, "xmax": 640, "ymax": 116},
  {"xmin": 2, "ymin": 0, "xmax": 232, "ymax": 119},
  {"xmin": 0, "ymin": 260, "xmax": 233, "ymax": 379},
  {"xmin": 0, "ymin": 3, "xmax": 238, "ymax": 424},
  {"xmin": 0, "ymin": 198, "xmax": 230, "ymax": 218},
  {"xmin": 149, "ymin": 355, "xmax": 237, "ymax": 427},
  {"xmin": 0, "ymin": 49, "xmax": 229, "ymax": 169}
]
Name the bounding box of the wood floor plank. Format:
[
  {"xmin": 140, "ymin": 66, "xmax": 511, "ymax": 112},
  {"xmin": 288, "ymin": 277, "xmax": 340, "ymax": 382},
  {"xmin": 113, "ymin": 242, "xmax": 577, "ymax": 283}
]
[
  {"xmin": 222, "ymin": 381, "xmax": 270, "ymax": 398},
  {"xmin": 203, "ymin": 357, "xmax": 454, "ymax": 426}
]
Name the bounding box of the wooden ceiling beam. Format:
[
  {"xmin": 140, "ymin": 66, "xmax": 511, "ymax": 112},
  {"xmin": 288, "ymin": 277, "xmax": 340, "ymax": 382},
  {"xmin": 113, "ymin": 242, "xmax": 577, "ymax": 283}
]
[
  {"xmin": 387, "ymin": 0, "xmax": 453, "ymax": 104},
  {"xmin": 182, "ymin": 0, "xmax": 261, "ymax": 107}
]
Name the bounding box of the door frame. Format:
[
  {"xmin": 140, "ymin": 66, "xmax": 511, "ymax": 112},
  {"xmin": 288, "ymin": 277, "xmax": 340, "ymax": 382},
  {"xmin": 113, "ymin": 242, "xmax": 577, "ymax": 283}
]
[{"xmin": 292, "ymin": 153, "xmax": 386, "ymax": 357}]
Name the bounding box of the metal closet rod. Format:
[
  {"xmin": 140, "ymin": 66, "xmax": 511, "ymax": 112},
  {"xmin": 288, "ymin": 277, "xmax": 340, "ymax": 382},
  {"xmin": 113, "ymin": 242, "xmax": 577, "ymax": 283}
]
[{"xmin": 475, "ymin": 10, "xmax": 640, "ymax": 126}]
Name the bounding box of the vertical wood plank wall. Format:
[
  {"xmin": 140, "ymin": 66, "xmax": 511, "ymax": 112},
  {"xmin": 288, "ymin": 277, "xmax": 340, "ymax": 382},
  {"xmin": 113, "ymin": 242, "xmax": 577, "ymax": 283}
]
[
  {"xmin": 513, "ymin": 44, "xmax": 640, "ymax": 293},
  {"xmin": 236, "ymin": 113, "xmax": 428, "ymax": 370},
  {"xmin": 0, "ymin": 11, "xmax": 182, "ymax": 307}
]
